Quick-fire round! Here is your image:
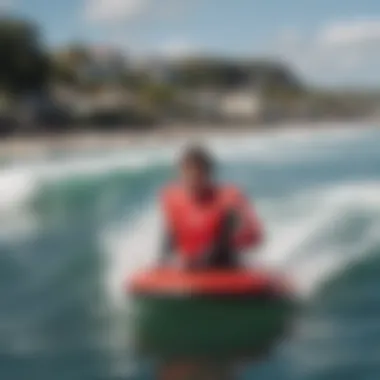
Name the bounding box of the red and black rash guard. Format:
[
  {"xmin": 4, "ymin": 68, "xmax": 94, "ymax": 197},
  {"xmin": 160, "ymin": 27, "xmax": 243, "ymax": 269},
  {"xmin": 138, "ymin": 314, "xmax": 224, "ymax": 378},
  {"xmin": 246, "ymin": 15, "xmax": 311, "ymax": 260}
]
[{"xmin": 160, "ymin": 183, "xmax": 263, "ymax": 263}]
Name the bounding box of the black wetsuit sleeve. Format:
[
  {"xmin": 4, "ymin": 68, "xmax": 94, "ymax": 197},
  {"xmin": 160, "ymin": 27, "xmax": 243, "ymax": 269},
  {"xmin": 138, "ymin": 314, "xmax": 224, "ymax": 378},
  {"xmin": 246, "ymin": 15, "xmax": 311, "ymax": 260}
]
[
  {"xmin": 160, "ymin": 229, "xmax": 175, "ymax": 264},
  {"xmin": 197, "ymin": 209, "xmax": 239, "ymax": 269}
]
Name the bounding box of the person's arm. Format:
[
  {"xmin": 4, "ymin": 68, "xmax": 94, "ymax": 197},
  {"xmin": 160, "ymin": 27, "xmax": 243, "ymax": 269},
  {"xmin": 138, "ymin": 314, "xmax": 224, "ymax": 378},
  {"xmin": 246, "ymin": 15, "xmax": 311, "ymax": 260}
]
[
  {"xmin": 159, "ymin": 186, "xmax": 176, "ymax": 265},
  {"xmin": 190, "ymin": 192, "xmax": 263, "ymax": 269},
  {"xmin": 159, "ymin": 228, "xmax": 175, "ymax": 264},
  {"xmin": 232, "ymin": 191, "xmax": 264, "ymax": 251},
  {"xmin": 191, "ymin": 209, "xmax": 237, "ymax": 269}
]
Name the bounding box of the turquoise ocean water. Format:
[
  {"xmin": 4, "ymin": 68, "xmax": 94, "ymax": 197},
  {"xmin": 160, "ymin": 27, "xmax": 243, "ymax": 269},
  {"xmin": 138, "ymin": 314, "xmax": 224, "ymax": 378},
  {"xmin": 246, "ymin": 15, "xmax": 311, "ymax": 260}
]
[{"xmin": 0, "ymin": 125, "xmax": 380, "ymax": 379}]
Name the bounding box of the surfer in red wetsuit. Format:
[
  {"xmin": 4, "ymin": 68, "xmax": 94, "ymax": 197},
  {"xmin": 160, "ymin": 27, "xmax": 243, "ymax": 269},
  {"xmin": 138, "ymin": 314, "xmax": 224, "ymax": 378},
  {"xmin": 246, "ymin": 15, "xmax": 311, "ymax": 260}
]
[{"xmin": 160, "ymin": 144, "xmax": 263, "ymax": 269}]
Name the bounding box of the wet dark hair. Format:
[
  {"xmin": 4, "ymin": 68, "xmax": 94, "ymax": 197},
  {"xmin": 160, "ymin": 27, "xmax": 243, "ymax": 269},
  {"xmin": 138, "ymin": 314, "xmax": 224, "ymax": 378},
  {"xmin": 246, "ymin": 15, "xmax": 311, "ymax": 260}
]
[{"xmin": 180, "ymin": 145, "xmax": 215, "ymax": 174}]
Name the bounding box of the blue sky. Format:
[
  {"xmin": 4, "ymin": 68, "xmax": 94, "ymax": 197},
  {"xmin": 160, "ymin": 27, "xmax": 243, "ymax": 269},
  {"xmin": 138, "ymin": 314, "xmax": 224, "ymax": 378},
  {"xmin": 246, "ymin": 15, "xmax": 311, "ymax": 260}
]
[{"xmin": 4, "ymin": 0, "xmax": 380, "ymax": 87}]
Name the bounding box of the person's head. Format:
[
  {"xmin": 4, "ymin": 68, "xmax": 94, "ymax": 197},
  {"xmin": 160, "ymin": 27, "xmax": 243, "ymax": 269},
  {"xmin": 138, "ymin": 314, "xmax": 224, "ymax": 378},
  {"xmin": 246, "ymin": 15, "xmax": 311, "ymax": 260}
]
[{"xmin": 179, "ymin": 145, "xmax": 215, "ymax": 192}]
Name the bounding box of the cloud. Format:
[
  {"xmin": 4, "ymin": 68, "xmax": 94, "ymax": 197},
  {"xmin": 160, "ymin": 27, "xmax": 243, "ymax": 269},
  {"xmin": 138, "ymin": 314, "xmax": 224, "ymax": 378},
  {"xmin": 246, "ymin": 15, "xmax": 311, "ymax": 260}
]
[
  {"xmin": 0, "ymin": 0, "xmax": 13, "ymax": 11},
  {"xmin": 84, "ymin": 0, "xmax": 191, "ymax": 25},
  {"xmin": 157, "ymin": 38, "xmax": 200, "ymax": 58},
  {"xmin": 84, "ymin": 0, "xmax": 148, "ymax": 24},
  {"xmin": 319, "ymin": 19, "xmax": 380, "ymax": 47},
  {"xmin": 274, "ymin": 19, "xmax": 380, "ymax": 86}
]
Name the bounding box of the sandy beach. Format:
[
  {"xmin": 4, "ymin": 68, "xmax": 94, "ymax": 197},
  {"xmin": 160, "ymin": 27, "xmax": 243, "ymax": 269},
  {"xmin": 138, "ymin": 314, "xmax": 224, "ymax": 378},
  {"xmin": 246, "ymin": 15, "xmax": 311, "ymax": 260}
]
[{"xmin": 0, "ymin": 120, "xmax": 375, "ymax": 159}]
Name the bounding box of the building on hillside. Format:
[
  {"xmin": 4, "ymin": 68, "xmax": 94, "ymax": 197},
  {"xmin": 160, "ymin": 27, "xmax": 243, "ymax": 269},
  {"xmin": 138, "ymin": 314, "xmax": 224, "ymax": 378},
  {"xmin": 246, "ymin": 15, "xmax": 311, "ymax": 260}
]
[
  {"xmin": 219, "ymin": 90, "xmax": 263, "ymax": 121},
  {"xmin": 79, "ymin": 45, "xmax": 128, "ymax": 83},
  {"xmin": 178, "ymin": 88, "xmax": 263, "ymax": 122}
]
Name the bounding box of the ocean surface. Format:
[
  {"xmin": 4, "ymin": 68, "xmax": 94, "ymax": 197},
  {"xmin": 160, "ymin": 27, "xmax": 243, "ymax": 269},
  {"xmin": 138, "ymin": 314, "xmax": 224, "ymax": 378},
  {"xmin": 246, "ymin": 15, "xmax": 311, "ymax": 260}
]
[{"xmin": 0, "ymin": 124, "xmax": 380, "ymax": 380}]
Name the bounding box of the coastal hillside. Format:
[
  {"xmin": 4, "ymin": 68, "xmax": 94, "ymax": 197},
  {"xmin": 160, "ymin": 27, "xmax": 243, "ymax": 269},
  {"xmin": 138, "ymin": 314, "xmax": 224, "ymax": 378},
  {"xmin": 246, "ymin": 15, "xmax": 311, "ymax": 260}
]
[{"xmin": 0, "ymin": 17, "xmax": 378, "ymax": 136}]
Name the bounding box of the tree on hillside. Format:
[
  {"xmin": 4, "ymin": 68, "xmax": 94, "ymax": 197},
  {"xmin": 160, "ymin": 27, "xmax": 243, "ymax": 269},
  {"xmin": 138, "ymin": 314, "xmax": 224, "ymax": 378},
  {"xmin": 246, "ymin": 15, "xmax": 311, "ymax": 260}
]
[
  {"xmin": 249, "ymin": 62, "xmax": 304, "ymax": 98},
  {"xmin": 51, "ymin": 45, "xmax": 92, "ymax": 87},
  {"xmin": 0, "ymin": 18, "xmax": 50, "ymax": 95},
  {"xmin": 170, "ymin": 58, "xmax": 246, "ymax": 90},
  {"xmin": 170, "ymin": 58, "xmax": 305, "ymax": 96}
]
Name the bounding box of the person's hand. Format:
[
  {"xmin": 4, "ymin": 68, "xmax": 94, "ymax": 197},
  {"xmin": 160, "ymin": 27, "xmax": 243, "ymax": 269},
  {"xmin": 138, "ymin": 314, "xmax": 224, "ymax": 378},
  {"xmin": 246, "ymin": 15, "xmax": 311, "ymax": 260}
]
[
  {"xmin": 224, "ymin": 208, "xmax": 238, "ymax": 231},
  {"xmin": 185, "ymin": 249, "xmax": 213, "ymax": 271},
  {"xmin": 158, "ymin": 254, "xmax": 189, "ymax": 270}
]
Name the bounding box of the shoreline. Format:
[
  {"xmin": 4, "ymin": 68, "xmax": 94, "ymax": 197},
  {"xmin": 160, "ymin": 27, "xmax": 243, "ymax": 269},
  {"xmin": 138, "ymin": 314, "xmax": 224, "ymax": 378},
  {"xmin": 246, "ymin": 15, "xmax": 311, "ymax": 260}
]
[{"xmin": 0, "ymin": 120, "xmax": 377, "ymax": 158}]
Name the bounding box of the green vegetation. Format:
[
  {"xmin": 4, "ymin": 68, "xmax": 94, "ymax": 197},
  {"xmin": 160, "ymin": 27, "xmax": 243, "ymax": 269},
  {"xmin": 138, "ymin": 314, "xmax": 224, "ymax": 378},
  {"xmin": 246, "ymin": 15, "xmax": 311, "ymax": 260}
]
[
  {"xmin": 51, "ymin": 45, "xmax": 92, "ymax": 87},
  {"xmin": 0, "ymin": 18, "xmax": 50, "ymax": 96}
]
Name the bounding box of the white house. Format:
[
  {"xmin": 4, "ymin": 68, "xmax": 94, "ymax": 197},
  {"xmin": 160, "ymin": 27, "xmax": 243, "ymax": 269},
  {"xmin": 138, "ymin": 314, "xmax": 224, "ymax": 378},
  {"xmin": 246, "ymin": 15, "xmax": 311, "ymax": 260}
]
[{"xmin": 220, "ymin": 90, "xmax": 262, "ymax": 120}]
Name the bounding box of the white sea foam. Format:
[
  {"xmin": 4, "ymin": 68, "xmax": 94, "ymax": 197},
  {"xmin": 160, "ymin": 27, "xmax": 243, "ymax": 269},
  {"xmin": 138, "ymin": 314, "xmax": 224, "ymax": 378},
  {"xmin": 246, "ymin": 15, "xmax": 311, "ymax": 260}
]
[
  {"xmin": 1, "ymin": 124, "xmax": 375, "ymax": 199},
  {"xmin": 0, "ymin": 168, "xmax": 40, "ymax": 240},
  {"xmin": 0, "ymin": 168, "xmax": 37, "ymax": 212},
  {"xmin": 256, "ymin": 181, "xmax": 380, "ymax": 296}
]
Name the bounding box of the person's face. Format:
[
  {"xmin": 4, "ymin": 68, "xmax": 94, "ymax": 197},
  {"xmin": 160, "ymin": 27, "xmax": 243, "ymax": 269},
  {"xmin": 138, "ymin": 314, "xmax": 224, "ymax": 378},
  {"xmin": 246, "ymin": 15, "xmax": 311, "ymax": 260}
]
[{"xmin": 180, "ymin": 162, "xmax": 211, "ymax": 192}]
